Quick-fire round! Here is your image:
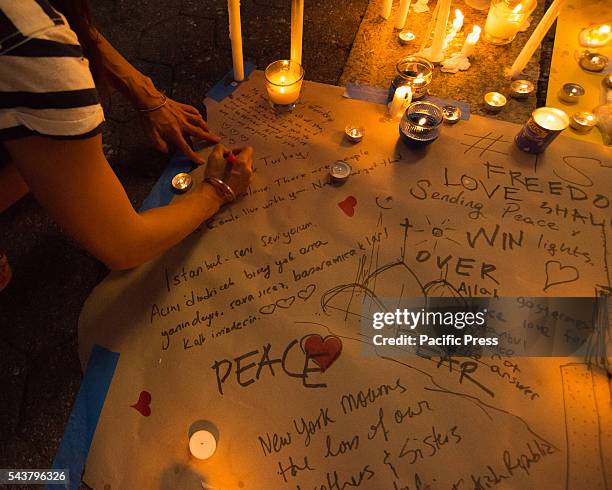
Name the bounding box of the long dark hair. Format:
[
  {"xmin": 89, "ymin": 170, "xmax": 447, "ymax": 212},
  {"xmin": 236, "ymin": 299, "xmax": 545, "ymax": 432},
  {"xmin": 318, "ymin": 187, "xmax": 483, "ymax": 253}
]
[{"xmin": 48, "ymin": 0, "xmax": 107, "ymax": 90}]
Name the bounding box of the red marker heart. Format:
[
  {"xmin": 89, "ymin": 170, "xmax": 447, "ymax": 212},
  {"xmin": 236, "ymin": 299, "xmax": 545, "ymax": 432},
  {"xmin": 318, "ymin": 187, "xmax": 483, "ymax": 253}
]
[
  {"xmin": 338, "ymin": 196, "xmax": 357, "ymax": 217},
  {"xmin": 130, "ymin": 390, "xmax": 152, "ymax": 417},
  {"xmin": 301, "ymin": 334, "xmax": 342, "ymax": 372}
]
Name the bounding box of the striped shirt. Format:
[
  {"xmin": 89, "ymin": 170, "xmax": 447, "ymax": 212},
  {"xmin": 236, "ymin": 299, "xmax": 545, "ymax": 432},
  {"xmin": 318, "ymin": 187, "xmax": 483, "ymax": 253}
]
[{"xmin": 0, "ymin": 0, "xmax": 104, "ymax": 143}]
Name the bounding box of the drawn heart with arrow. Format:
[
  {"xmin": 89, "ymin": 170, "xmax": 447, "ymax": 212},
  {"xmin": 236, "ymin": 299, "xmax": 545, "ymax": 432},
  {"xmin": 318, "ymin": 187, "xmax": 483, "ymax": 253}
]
[
  {"xmin": 544, "ymin": 260, "xmax": 579, "ymax": 292},
  {"xmin": 130, "ymin": 390, "xmax": 152, "ymax": 417},
  {"xmin": 301, "ymin": 334, "xmax": 343, "ymax": 372}
]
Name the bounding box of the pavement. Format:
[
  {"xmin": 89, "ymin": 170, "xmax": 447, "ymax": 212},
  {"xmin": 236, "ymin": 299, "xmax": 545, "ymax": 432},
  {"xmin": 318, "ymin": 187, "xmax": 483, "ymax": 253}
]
[{"xmin": 0, "ymin": 0, "xmax": 553, "ymax": 485}]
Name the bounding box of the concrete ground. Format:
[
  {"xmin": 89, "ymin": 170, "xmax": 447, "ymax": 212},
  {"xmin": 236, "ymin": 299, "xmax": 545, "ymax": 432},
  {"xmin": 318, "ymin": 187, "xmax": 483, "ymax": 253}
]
[{"xmin": 0, "ymin": 0, "xmax": 553, "ymax": 485}]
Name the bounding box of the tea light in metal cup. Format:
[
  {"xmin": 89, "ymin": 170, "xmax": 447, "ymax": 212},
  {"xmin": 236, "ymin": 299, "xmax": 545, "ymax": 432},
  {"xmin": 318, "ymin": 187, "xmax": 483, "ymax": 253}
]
[
  {"xmin": 515, "ymin": 107, "xmax": 569, "ymax": 154},
  {"xmin": 569, "ymin": 111, "xmax": 597, "ymax": 134},
  {"xmin": 172, "ymin": 172, "xmax": 192, "ymax": 193},
  {"xmin": 510, "ymin": 79, "xmax": 534, "ymax": 99},
  {"xmin": 605, "ymin": 73, "xmax": 612, "ymax": 89},
  {"xmin": 557, "ymin": 83, "xmax": 585, "ymax": 104},
  {"xmin": 484, "ymin": 92, "xmax": 506, "ymax": 113},
  {"xmin": 345, "ymin": 124, "xmax": 365, "ymax": 143},
  {"xmin": 578, "ymin": 51, "xmax": 608, "ymax": 72},
  {"xmin": 398, "ymin": 31, "xmax": 416, "ymax": 44},
  {"xmin": 442, "ymin": 105, "xmax": 461, "ymax": 124},
  {"xmin": 399, "ymin": 101, "xmax": 444, "ymax": 145},
  {"xmin": 189, "ymin": 430, "xmax": 217, "ymax": 460},
  {"xmin": 330, "ymin": 161, "xmax": 352, "ymax": 185}
]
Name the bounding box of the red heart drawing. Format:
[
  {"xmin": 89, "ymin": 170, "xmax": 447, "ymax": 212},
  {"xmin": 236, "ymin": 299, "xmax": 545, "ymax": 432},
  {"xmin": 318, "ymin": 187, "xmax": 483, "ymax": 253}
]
[
  {"xmin": 130, "ymin": 390, "xmax": 152, "ymax": 417},
  {"xmin": 301, "ymin": 334, "xmax": 342, "ymax": 372},
  {"xmin": 338, "ymin": 196, "xmax": 357, "ymax": 217}
]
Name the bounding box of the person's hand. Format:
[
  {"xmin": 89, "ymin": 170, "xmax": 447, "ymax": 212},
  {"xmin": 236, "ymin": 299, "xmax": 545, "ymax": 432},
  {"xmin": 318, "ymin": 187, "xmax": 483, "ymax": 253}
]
[
  {"xmin": 205, "ymin": 144, "xmax": 253, "ymax": 198},
  {"xmin": 139, "ymin": 97, "xmax": 220, "ymax": 165}
]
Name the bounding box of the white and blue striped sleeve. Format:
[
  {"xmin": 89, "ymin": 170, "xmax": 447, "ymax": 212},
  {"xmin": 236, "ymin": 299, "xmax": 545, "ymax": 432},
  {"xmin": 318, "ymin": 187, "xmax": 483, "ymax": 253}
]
[{"xmin": 0, "ymin": 0, "xmax": 105, "ymax": 141}]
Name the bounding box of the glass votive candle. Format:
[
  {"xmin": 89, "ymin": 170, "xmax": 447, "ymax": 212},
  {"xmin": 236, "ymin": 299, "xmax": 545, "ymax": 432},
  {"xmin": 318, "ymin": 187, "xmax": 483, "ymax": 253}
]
[
  {"xmin": 264, "ymin": 60, "xmax": 304, "ymax": 111},
  {"xmin": 515, "ymin": 107, "xmax": 569, "ymax": 153},
  {"xmin": 557, "ymin": 82, "xmax": 585, "ymax": 104},
  {"xmin": 484, "ymin": 91, "xmax": 507, "ymax": 112},
  {"xmin": 484, "ymin": 0, "xmax": 536, "ymax": 45},
  {"xmin": 399, "ymin": 101, "xmax": 444, "ymax": 145},
  {"xmin": 569, "ymin": 111, "xmax": 597, "ymax": 134},
  {"xmin": 388, "ymin": 56, "xmax": 434, "ymax": 102},
  {"xmin": 509, "ymin": 79, "xmax": 534, "ymax": 99}
]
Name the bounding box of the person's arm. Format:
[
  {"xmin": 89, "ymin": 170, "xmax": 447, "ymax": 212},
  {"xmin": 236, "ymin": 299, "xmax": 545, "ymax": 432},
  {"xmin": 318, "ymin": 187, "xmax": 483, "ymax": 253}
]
[
  {"xmin": 5, "ymin": 135, "xmax": 252, "ymax": 270},
  {"xmin": 90, "ymin": 29, "xmax": 219, "ymax": 164},
  {"xmin": 0, "ymin": 162, "xmax": 29, "ymax": 213}
]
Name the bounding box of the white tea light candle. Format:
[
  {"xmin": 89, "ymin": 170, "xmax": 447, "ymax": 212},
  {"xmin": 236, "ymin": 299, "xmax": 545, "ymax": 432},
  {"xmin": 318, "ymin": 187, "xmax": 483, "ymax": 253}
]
[
  {"xmin": 399, "ymin": 31, "xmax": 416, "ymax": 44},
  {"xmin": 264, "ymin": 60, "xmax": 304, "ymax": 110},
  {"xmin": 442, "ymin": 105, "xmax": 462, "ymax": 123},
  {"xmin": 569, "ymin": 111, "xmax": 597, "ymax": 134},
  {"xmin": 345, "ymin": 124, "xmax": 365, "ymax": 142},
  {"xmin": 484, "ymin": 92, "xmax": 507, "ymax": 112},
  {"xmin": 557, "ymin": 83, "xmax": 585, "ymax": 104},
  {"xmin": 510, "ymin": 79, "xmax": 534, "ymax": 98},
  {"xmin": 578, "ymin": 52, "xmax": 608, "ymax": 72},
  {"xmin": 189, "ymin": 430, "xmax": 217, "ymax": 460}
]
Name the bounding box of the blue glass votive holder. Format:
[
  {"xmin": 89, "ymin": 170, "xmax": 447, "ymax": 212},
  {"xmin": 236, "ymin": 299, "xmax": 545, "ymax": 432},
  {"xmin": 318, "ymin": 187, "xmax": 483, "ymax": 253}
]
[{"xmin": 399, "ymin": 102, "xmax": 444, "ymax": 146}]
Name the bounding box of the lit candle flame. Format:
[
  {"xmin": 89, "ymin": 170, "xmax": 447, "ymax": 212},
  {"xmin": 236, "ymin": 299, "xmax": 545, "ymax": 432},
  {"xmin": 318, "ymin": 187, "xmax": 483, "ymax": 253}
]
[
  {"xmin": 467, "ymin": 25, "xmax": 481, "ymax": 43},
  {"xmin": 418, "ymin": 116, "xmax": 428, "ymax": 125}
]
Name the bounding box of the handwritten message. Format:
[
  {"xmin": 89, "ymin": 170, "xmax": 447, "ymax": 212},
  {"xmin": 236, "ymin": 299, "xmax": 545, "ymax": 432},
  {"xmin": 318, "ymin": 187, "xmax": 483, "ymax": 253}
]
[{"xmin": 79, "ymin": 72, "xmax": 611, "ymax": 489}]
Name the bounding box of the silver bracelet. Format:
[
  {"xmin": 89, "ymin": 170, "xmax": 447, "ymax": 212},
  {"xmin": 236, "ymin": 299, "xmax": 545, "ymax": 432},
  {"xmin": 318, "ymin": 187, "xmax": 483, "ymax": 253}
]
[
  {"xmin": 138, "ymin": 94, "xmax": 167, "ymax": 113},
  {"xmin": 205, "ymin": 177, "xmax": 236, "ymax": 204}
]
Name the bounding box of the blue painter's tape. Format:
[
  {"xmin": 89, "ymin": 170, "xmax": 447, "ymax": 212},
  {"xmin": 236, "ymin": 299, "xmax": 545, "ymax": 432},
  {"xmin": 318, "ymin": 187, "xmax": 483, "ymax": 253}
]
[
  {"xmin": 139, "ymin": 153, "xmax": 195, "ymax": 212},
  {"xmin": 207, "ymin": 61, "xmax": 257, "ymax": 102},
  {"xmin": 343, "ymin": 83, "xmax": 388, "ymax": 105},
  {"xmin": 343, "ymin": 83, "xmax": 470, "ymax": 120},
  {"xmin": 46, "ymin": 345, "xmax": 119, "ymax": 490}
]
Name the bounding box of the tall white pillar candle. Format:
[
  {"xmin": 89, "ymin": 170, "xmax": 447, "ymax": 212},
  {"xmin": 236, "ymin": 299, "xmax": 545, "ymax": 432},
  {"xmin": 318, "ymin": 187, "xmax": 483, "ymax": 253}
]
[
  {"xmin": 507, "ymin": 0, "xmax": 566, "ymax": 79},
  {"xmin": 429, "ymin": 0, "xmax": 453, "ymax": 62},
  {"xmin": 228, "ymin": 0, "xmax": 244, "ymax": 81},
  {"xmin": 460, "ymin": 25, "xmax": 481, "ymax": 57},
  {"xmin": 290, "ymin": 0, "xmax": 304, "ymax": 65},
  {"xmin": 381, "ymin": 0, "xmax": 393, "ymax": 19},
  {"xmin": 395, "ymin": 0, "xmax": 412, "ymax": 30}
]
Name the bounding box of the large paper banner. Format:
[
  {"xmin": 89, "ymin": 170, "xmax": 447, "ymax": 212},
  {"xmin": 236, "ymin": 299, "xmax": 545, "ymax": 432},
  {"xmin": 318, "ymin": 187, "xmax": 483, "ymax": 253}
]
[{"xmin": 79, "ymin": 72, "xmax": 611, "ymax": 489}]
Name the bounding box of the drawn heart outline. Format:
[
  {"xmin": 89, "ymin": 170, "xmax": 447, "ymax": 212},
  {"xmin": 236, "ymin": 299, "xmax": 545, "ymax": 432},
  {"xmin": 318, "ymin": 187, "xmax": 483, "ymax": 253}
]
[
  {"xmin": 297, "ymin": 284, "xmax": 316, "ymax": 301},
  {"xmin": 301, "ymin": 334, "xmax": 343, "ymax": 372},
  {"xmin": 276, "ymin": 296, "xmax": 296, "ymax": 309},
  {"xmin": 130, "ymin": 390, "xmax": 152, "ymax": 417},
  {"xmin": 544, "ymin": 260, "xmax": 579, "ymax": 292},
  {"xmin": 338, "ymin": 196, "xmax": 357, "ymax": 217},
  {"xmin": 259, "ymin": 303, "xmax": 276, "ymax": 315}
]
